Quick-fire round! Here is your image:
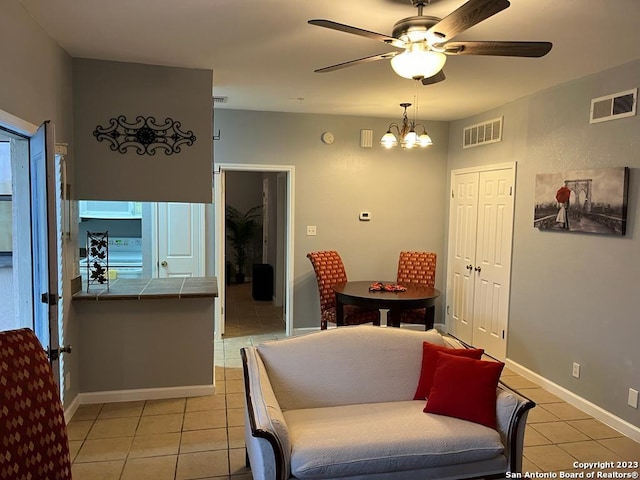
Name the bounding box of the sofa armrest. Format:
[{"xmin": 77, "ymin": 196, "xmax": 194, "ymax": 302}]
[
  {"xmin": 241, "ymin": 347, "xmax": 291, "ymax": 480},
  {"xmin": 496, "ymin": 382, "xmax": 535, "ymax": 475}
]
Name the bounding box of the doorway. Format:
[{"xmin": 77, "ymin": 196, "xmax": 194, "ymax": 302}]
[
  {"xmin": 214, "ymin": 164, "xmax": 294, "ymax": 340},
  {"xmin": 0, "ymin": 110, "xmax": 64, "ymax": 385}
]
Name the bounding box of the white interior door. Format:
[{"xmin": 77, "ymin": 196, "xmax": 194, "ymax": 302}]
[
  {"xmin": 29, "ymin": 121, "xmax": 61, "ymax": 376},
  {"xmin": 214, "ymin": 172, "xmax": 226, "ymax": 338},
  {"xmin": 446, "ymin": 163, "xmax": 515, "ymax": 360},
  {"xmin": 447, "ymin": 171, "xmax": 479, "ymax": 344},
  {"xmin": 157, "ymin": 202, "xmax": 205, "ymax": 277},
  {"xmin": 472, "ymin": 168, "xmax": 515, "ymax": 359}
]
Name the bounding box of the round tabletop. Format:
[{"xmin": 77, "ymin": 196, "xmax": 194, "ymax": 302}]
[{"xmin": 332, "ymin": 281, "xmax": 441, "ymax": 310}]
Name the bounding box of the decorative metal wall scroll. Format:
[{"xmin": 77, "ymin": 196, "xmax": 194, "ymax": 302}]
[
  {"xmin": 87, "ymin": 231, "xmax": 109, "ymax": 292},
  {"xmin": 93, "ymin": 115, "xmax": 196, "ymax": 155}
]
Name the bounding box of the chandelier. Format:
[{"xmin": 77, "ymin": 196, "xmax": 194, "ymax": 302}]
[{"xmin": 380, "ymin": 102, "xmax": 433, "ymax": 149}]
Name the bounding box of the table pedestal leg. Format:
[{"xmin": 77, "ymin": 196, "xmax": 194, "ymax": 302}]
[
  {"xmin": 387, "ymin": 309, "xmax": 401, "ymax": 328},
  {"xmin": 424, "ymin": 306, "xmax": 435, "ymax": 330},
  {"xmin": 336, "ymin": 301, "xmax": 344, "ymax": 327}
]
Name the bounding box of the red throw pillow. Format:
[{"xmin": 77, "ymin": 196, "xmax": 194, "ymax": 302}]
[
  {"xmin": 423, "ymin": 352, "xmax": 505, "ymax": 429},
  {"xmin": 413, "ymin": 342, "xmax": 484, "ymax": 400}
]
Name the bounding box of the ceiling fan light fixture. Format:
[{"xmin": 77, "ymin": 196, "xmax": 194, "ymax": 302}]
[
  {"xmin": 405, "ymin": 28, "xmax": 429, "ymax": 43},
  {"xmin": 390, "ymin": 47, "xmax": 446, "ymax": 80}
]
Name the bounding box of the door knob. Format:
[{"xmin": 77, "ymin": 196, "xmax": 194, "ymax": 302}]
[
  {"xmin": 466, "ymin": 264, "xmax": 473, "ymax": 271},
  {"xmin": 161, "ymin": 261, "xmax": 168, "ymax": 267},
  {"xmin": 474, "ymin": 266, "xmax": 482, "ymax": 272},
  {"xmin": 47, "ymin": 345, "xmax": 72, "ymax": 361}
]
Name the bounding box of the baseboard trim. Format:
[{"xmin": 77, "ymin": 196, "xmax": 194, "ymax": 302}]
[
  {"xmin": 64, "ymin": 395, "xmax": 81, "ymax": 424},
  {"xmin": 68, "ymin": 384, "xmax": 215, "ymax": 410},
  {"xmin": 506, "ymin": 359, "xmax": 640, "ymax": 442}
]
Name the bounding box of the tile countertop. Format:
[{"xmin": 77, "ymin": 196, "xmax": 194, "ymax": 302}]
[{"xmin": 73, "ymin": 277, "xmax": 218, "ymax": 301}]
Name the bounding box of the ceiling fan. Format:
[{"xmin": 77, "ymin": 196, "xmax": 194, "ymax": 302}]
[{"xmin": 309, "ymin": 0, "xmax": 552, "ymax": 85}]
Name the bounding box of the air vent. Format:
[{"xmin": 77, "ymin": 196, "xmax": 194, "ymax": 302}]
[
  {"xmin": 463, "ymin": 116, "xmax": 502, "ymax": 149},
  {"xmin": 590, "ymin": 88, "xmax": 637, "ymax": 124},
  {"xmin": 212, "ymin": 96, "xmax": 228, "ymax": 104}
]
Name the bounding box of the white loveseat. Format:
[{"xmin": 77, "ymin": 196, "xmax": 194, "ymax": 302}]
[{"xmin": 241, "ymin": 326, "xmax": 534, "ymax": 480}]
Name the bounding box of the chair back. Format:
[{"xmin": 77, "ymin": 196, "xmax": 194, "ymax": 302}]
[
  {"xmin": 0, "ymin": 328, "xmax": 72, "ymax": 479},
  {"xmin": 306, "ymin": 251, "xmax": 348, "ymax": 314},
  {"xmin": 397, "ymin": 251, "xmax": 437, "ymax": 287}
]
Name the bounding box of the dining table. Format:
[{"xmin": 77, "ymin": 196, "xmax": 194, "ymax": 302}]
[{"xmin": 332, "ymin": 280, "xmax": 441, "ymax": 329}]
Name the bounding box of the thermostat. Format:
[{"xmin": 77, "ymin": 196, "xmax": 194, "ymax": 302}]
[{"xmin": 359, "ymin": 211, "xmax": 371, "ymax": 221}]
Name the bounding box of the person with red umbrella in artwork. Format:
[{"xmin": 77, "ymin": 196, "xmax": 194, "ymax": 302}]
[{"xmin": 555, "ymin": 185, "xmax": 571, "ymax": 229}]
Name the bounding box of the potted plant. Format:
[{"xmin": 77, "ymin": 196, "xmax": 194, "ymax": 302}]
[{"xmin": 225, "ymin": 204, "xmax": 263, "ymax": 284}]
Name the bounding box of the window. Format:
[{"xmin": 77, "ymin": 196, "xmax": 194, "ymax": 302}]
[{"xmin": 0, "ymin": 141, "xmax": 12, "ymax": 266}]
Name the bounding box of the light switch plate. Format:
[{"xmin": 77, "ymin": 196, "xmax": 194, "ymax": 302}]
[{"xmin": 306, "ymin": 225, "xmax": 317, "ymax": 236}]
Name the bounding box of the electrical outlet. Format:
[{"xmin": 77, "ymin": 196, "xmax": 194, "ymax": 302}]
[
  {"xmin": 572, "ymin": 362, "xmax": 581, "ymax": 379},
  {"xmin": 628, "ymin": 388, "xmax": 639, "ymax": 409},
  {"xmin": 306, "ymin": 225, "xmax": 317, "ymax": 236},
  {"xmin": 65, "ymin": 372, "xmax": 71, "ymax": 391}
]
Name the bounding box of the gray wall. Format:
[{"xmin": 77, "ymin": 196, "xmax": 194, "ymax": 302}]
[
  {"xmin": 447, "ymin": 59, "xmax": 640, "ymax": 426},
  {"xmin": 0, "ymin": 1, "xmax": 78, "ymax": 406},
  {"xmin": 214, "ymin": 109, "xmax": 449, "ymax": 329},
  {"xmin": 75, "ymin": 298, "xmax": 214, "ymax": 392},
  {"xmin": 73, "ymin": 59, "xmax": 213, "ymax": 203}
]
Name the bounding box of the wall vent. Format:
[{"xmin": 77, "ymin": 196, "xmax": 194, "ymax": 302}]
[
  {"xmin": 590, "ymin": 88, "xmax": 637, "ymax": 124},
  {"xmin": 463, "ymin": 116, "xmax": 502, "ymax": 149},
  {"xmin": 212, "ymin": 96, "xmax": 228, "ymax": 105}
]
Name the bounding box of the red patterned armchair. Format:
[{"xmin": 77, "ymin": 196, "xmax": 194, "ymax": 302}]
[
  {"xmin": 307, "ymin": 251, "xmax": 380, "ymax": 330},
  {"xmin": 396, "ymin": 251, "xmax": 437, "ymax": 329},
  {"xmin": 0, "ymin": 328, "xmax": 72, "ymax": 480}
]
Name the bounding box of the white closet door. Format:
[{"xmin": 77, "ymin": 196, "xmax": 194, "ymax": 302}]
[
  {"xmin": 472, "ymin": 167, "xmax": 515, "ymax": 359},
  {"xmin": 446, "ymin": 163, "xmax": 515, "ymax": 360},
  {"xmin": 448, "ymin": 171, "xmax": 479, "ymax": 344}
]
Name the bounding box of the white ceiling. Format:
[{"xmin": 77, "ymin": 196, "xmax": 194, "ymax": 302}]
[{"xmin": 17, "ymin": 0, "xmax": 640, "ymax": 121}]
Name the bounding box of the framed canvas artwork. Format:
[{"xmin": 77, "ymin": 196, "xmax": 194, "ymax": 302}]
[{"xmin": 533, "ymin": 167, "xmax": 629, "ymax": 235}]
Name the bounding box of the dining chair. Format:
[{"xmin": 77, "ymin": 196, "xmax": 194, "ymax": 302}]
[
  {"xmin": 307, "ymin": 250, "xmax": 380, "ymax": 330},
  {"xmin": 396, "ymin": 251, "xmax": 437, "ymax": 329},
  {"xmin": 0, "ymin": 328, "xmax": 72, "ymax": 480}
]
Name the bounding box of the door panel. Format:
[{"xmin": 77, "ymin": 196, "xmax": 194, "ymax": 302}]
[
  {"xmin": 471, "ymin": 167, "xmax": 514, "ymax": 359},
  {"xmin": 447, "ymin": 165, "xmax": 514, "ymax": 360},
  {"xmin": 448, "ymin": 172, "xmax": 478, "ymax": 343},
  {"xmin": 157, "ymin": 202, "xmax": 205, "ymax": 277},
  {"xmin": 29, "ymin": 121, "xmax": 60, "ymax": 379}
]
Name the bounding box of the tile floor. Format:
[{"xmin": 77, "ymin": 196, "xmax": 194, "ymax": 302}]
[{"xmin": 68, "ymin": 282, "xmax": 640, "ymax": 479}]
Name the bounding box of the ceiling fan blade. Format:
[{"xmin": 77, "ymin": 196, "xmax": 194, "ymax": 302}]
[
  {"xmin": 444, "ymin": 41, "xmax": 552, "ymax": 57},
  {"xmin": 427, "ymin": 0, "xmax": 510, "ymax": 42},
  {"xmin": 309, "ymin": 19, "xmax": 404, "ymax": 48},
  {"xmin": 314, "ymin": 52, "xmax": 398, "ymax": 73},
  {"xmin": 421, "ymin": 70, "xmax": 446, "ymax": 85}
]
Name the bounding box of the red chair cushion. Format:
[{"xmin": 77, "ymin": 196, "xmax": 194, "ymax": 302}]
[{"xmin": 0, "ymin": 328, "xmax": 72, "ymax": 479}]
